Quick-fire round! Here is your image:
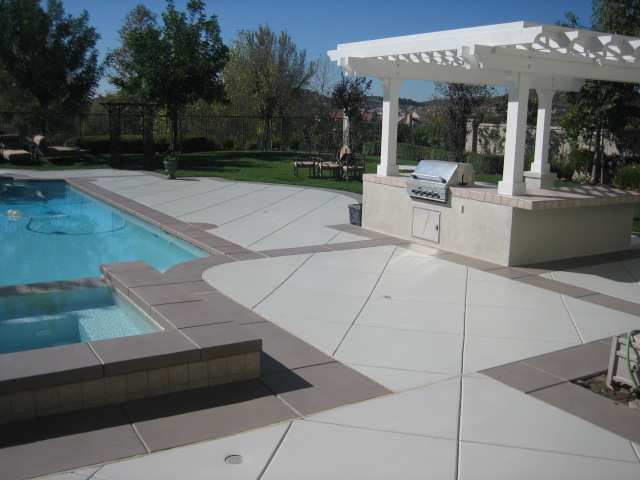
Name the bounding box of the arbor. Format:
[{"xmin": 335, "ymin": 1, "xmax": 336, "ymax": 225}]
[
  {"xmin": 434, "ymin": 82, "xmax": 495, "ymax": 161},
  {"xmin": 331, "ymin": 75, "xmax": 372, "ymax": 148},
  {"xmin": 0, "ymin": 0, "xmax": 103, "ymax": 132},
  {"xmin": 109, "ymin": 0, "xmax": 228, "ymax": 152},
  {"xmin": 558, "ymin": 0, "xmax": 640, "ymax": 183},
  {"xmin": 224, "ymin": 25, "xmax": 313, "ymax": 148}
]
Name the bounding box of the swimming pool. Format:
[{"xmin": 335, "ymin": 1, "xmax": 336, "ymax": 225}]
[
  {"xmin": 0, "ymin": 181, "xmax": 207, "ymax": 287},
  {"xmin": 0, "ymin": 286, "xmax": 161, "ymax": 354}
]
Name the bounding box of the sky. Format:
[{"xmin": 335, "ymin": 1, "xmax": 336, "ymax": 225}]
[{"xmin": 62, "ymin": 0, "xmax": 596, "ymax": 101}]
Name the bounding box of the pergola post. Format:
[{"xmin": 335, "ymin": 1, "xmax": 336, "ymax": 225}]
[
  {"xmin": 524, "ymin": 89, "xmax": 556, "ymax": 189},
  {"xmin": 377, "ymin": 77, "xmax": 403, "ymax": 176},
  {"xmin": 498, "ymin": 72, "xmax": 532, "ymax": 196},
  {"xmin": 100, "ymin": 103, "xmax": 127, "ymax": 169}
]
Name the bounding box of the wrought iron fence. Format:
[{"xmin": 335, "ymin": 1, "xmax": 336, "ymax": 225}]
[{"xmin": 0, "ymin": 111, "xmax": 356, "ymax": 151}]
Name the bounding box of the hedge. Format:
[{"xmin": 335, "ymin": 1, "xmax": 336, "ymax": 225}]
[{"xmin": 66, "ymin": 135, "xmax": 224, "ymax": 154}]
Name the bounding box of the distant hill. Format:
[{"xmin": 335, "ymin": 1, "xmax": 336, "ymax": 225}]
[{"xmin": 366, "ymin": 96, "xmax": 441, "ymax": 109}]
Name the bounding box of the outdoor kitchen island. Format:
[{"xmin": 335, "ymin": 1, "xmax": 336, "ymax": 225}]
[
  {"xmin": 362, "ymin": 173, "xmax": 640, "ymax": 267},
  {"xmin": 329, "ymin": 21, "xmax": 640, "ymax": 267}
]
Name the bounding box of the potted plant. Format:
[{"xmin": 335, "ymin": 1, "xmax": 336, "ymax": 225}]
[
  {"xmin": 348, "ymin": 203, "xmax": 362, "ymax": 226},
  {"xmin": 164, "ymin": 155, "xmax": 178, "ymax": 179}
]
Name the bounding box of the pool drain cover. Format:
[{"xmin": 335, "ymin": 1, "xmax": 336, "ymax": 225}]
[{"xmin": 225, "ymin": 455, "xmax": 244, "ymax": 465}]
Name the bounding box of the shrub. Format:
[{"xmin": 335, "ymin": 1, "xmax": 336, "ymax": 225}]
[
  {"xmin": 221, "ymin": 137, "xmax": 235, "ymax": 150},
  {"xmin": 207, "ymin": 138, "xmax": 221, "ymax": 151},
  {"xmin": 288, "ymin": 136, "xmax": 300, "ymax": 151},
  {"xmin": 181, "ymin": 136, "xmax": 209, "ymax": 152},
  {"xmin": 568, "ymin": 149, "xmax": 592, "ymax": 178},
  {"xmin": 67, "ymin": 135, "xmax": 109, "ymax": 153},
  {"xmin": 464, "ymin": 152, "xmax": 503, "ymax": 175},
  {"xmin": 209, "ymin": 135, "xmax": 234, "ymax": 150},
  {"xmin": 396, "ymin": 143, "xmax": 457, "ymax": 163},
  {"xmin": 245, "ymin": 141, "xmax": 259, "ymax": 150},
  {"xmin": 550, "ymin": 156, "xmax": 576, "ymax": 181},
  {"xmin": 362, "ymin": 141, "xmax": 380, "ymax": 156},
  {"xmin": 613, "ymin": 164, "xmax": 640, "ymax": 189}
]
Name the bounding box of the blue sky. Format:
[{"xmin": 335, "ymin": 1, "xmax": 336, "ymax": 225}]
[{"xmin": 63, "ymin": 0, "xmax": 595, "ymax": 101}]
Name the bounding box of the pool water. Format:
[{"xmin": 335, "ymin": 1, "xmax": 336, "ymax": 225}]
[
  {"xmin": 0, "ymin": 287, "xmax": 161, "ymax": 354},
  {"xmin": 0, "ymin": 181, "xmax": 207, "ymax": 287}
]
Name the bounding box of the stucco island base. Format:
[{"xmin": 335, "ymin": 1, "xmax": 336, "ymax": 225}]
[{"xmin": 363, "ymin": 174, "xmax": 639, "ymax": 267}]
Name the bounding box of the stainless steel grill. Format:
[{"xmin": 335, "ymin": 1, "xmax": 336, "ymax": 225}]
[{"xmin": 406, "ymin": 160, "xmax": 475, "ymax": 202}]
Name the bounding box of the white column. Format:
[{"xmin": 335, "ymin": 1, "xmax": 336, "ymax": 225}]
[
  {"xmin": 377, "ymin": 77, "xmax": 403, "ymax": 176},
  {"xmin": 524, "ymin": 89, "xmax": 556, "ymax": 189},
  {"xmin": 498, "ymin": 72, "xmax": 532, "ymax": 196}
]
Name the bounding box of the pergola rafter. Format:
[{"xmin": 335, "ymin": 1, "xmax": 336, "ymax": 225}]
[{"xmin": 328, "ymin": 21, "xmax": 640, "ymax": 195}]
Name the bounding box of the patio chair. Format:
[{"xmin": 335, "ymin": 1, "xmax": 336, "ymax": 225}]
[
  {"xmin": 316, "ymin": 148, "xmax": 341, "ymax": 178},
  {"xmin": 32, "ymin": 135, "xmax": 85, "ymax": 159},
  {"xmin": 341, "ymin": 152, "xmax": 366, "ymax": 182},
  {"xmin": 293, "ymin": 149, "xmax": 317, "ymax": 177},
  {"xmin": 0, "ymin": 134, "xmax": 32, "ymax": 163}
]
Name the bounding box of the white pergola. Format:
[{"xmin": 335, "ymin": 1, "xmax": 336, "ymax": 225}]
[{"xmin": 328, "ymin": 21, "xmax": 640, "ymax": 195}]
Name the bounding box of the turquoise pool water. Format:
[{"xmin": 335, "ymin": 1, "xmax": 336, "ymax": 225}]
[
  {"xmin": 0, "ymin": 286, "xmax": 161, "ymax": 354},
  {"xmin": 0, "ymin": 181, "xmax": 207, "ymax": 287}
]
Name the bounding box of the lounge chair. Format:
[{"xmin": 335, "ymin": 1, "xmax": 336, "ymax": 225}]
[
  {"xmin": 32, "ymin": 135, "xmax": 85, "ymax": 159},
  {"xmin": 0, "ymin": 134, "xmax": 32, "ymax": 163}
]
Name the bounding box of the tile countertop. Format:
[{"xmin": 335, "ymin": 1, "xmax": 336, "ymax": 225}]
[{"xmin": 363, "ymin": 174, "xmax": 640, "ymax": 211}]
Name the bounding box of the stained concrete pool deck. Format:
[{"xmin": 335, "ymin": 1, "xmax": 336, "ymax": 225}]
[{"xmin": 1, "ymin": 169, "xmax": 639, "ymax": 480}]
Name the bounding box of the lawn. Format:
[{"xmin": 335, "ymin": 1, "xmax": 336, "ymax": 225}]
[{"xmin": 3, "ymin": 150, "xmax": 639, "ymax": 231}]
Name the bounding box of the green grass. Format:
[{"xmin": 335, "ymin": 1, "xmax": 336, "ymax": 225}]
[{"xmin": 158, "ymin": 150, "xmax": 376, "ymax": 195}]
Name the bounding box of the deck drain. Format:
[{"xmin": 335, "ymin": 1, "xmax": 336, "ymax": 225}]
[
  {"xmin": 225, "ymin": 455, "xmax": 244, "ymax": 465},
  {"xmin": 382, "ymin": 295, "xmax": 392, "ymax": 299}
]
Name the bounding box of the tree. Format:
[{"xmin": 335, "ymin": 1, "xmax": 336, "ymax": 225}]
[
  {"xmin": 591, "ymin": 0, "xmax": 640, "ymax": 37},
  {"xmin": 0, "ymin": 0, "xmax": 103, "ymax": 133},
  {"xmin": 109, "ymin": 0, "xmax": 228, "ymax": 152},
  {"xmin": 434, "ymin": 82, "xmax": 494, "ymax": 161},
  {"xmin": 107, "ymin": 4, "xmax": 157, "ymax": 90},
  {"xmin": 331, "ymin": 75, "xmax": 372, "ymax": 149},
  {"xmin": 558, "ymin": 0, "xmax": 640, "ymax": 183},
  {"xmin": 310, "ymin": 54, "xmax": 341, "ymax": 98},
  {"xmin": 224, "ymin": 25, "xmax": 313, "ymax": 149}
]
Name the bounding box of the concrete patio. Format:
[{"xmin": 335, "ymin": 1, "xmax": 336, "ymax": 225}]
[{"xmin": 1, "ymin": 169, "xmax": 639, "ymax": 479}]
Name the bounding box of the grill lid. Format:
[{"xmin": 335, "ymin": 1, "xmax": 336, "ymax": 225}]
[{"xmin": 410, "ymin": 160, "xmax": 474, "ymax": 186}]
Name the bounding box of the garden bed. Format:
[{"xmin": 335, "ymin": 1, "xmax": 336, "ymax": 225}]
[{"xmin": 573, "ymin": 373, "xmax": 639, "ymax": 409}]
